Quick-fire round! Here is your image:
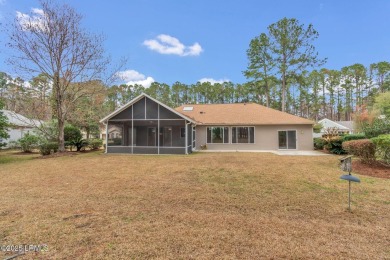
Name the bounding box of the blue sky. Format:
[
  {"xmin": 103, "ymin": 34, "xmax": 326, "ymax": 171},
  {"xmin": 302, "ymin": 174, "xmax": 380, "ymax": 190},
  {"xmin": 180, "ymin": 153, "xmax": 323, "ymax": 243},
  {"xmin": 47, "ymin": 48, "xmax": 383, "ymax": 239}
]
[{"xmin": 1, "ymin": 0, "xmax": 389, "ymax": 87}]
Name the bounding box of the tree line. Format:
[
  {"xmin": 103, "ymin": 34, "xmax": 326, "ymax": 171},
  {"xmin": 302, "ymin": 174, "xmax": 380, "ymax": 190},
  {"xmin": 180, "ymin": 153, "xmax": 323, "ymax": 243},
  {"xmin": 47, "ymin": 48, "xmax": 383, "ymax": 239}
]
[
  {"xmin": 2, "ymin": 59, "xmax": 389, "ymax": 123},
  {"xmin": 1, "ymin": 1, "xmax": 389, "ymax": 151}
]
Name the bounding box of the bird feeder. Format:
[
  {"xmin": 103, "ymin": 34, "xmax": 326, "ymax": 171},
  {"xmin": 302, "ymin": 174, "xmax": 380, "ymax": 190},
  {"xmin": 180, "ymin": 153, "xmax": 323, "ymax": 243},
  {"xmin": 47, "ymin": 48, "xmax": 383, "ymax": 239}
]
[{"xmin": 339, "ymin": 155, "xmax": 360, "ymax": 211}]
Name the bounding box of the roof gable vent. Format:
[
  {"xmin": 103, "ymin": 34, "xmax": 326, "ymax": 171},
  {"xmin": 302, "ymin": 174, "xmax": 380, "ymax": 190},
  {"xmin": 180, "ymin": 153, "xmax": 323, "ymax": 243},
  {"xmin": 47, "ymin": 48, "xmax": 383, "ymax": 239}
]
[{"xmin": 183, "ymin": 106, "xmax": 193, "ymax": 111}]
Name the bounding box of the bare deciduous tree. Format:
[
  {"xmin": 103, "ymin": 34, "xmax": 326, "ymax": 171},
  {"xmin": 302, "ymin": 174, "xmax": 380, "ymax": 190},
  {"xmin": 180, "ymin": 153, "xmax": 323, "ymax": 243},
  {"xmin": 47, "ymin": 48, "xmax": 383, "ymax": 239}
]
[{"xmin": 6, "ymin": 0, "xmax": 110, "ymax": 151}]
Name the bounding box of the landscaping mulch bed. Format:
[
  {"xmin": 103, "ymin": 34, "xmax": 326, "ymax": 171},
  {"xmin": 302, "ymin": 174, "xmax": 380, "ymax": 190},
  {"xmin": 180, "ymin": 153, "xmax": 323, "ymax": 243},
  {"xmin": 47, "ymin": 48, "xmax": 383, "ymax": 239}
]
[
  {"xmin": 36, "ymin": 151, "xmax": 79, "ymax": 159},
  {"xmin": 352, "ymin": 160, "xmax": 390, "ymax": 179},
  {"xmin": 12, "ymin": 151, "xmax": 40, "ymax": 155}
]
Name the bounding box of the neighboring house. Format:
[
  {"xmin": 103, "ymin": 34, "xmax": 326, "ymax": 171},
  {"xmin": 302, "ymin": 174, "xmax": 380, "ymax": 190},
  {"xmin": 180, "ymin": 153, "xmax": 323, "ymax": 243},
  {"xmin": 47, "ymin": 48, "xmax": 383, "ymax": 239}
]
[
  {"xmin": 100, "ymin": 93, "xmax": 314, "ymax": 154},
  {"xmin": 0, "ymin": 110, "xmax": 41, "ymax": 147},
  {"xmin": 336, "ymin": 121, "xmax": 355, "ymax": 134},
  {"xmin": 313, "ymin": 118, "xmax": 353, "ymax": 138}
]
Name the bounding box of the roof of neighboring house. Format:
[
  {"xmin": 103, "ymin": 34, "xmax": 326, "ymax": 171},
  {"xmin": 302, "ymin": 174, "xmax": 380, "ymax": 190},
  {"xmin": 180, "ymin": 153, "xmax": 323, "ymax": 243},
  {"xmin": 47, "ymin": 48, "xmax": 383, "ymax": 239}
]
[
  {"xmin": 0, "ymin": 110, "xmax": 41, "ymax": 127},
  {"xmin": 318, "ymin": 118, "xmax": 349, "ymax": 131},
  {"xmin": 175, "ymin": 103, "xmax": 314, "ymax": 125},
  {"xmin": 336, "ymin": 121, "xmax": 354, "ymax": 131}
]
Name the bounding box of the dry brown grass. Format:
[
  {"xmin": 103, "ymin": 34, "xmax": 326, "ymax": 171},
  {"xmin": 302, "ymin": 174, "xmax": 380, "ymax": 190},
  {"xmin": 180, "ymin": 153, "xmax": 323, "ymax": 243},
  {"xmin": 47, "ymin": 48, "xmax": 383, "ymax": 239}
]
[{"xmin": 0, "ymin": 151, "xmax": 389, "ymax": 259}]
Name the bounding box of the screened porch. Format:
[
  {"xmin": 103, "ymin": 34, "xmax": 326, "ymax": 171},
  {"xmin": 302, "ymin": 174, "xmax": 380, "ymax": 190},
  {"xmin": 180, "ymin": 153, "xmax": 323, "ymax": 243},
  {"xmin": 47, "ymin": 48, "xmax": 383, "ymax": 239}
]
[{"xmin": 103, "ymin": 95, "xmax": 193, "ymax": 154}]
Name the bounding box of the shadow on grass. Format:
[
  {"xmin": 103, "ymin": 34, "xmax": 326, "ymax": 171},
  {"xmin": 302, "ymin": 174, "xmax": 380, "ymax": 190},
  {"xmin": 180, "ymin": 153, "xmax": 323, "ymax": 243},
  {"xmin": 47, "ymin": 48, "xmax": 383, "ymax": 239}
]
[{"xmin": 0, "ymin": 150, "xmax": 39, "ymax": 164}]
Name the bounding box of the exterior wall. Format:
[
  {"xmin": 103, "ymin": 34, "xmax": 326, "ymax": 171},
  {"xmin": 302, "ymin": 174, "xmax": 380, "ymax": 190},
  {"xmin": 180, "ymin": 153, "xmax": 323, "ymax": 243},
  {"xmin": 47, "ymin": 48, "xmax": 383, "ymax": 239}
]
[
  {"xmin": 1, "ymin": 127, "xmax": 34, "ymax": 147},
  {"xmin": 195, "ymin": 125, "xmax": 313, "ymax": 151}
]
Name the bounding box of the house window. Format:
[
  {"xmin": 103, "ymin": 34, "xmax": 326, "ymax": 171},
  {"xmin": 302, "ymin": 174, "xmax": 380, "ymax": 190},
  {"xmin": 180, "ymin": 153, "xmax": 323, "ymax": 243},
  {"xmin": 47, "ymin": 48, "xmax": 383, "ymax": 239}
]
[
  {"xmin": 232, "ymin": 127, "xmax": 254, "ymax": 143},
  {"xmin": 207, "ymin": 127, "xmax": 229, "ymax": 144},
  {"xmin": 180, "ymin": 127, "xmax": 185, "ymax": 138}
]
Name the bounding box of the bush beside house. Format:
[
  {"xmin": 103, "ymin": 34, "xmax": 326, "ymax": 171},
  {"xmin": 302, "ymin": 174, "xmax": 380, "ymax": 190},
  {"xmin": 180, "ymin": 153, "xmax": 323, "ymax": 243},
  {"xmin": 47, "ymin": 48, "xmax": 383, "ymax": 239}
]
[
  {"xmin": 342, "ymin": 139, "xmax": 376, "ymax": 164},
  {"xmin": 371, "ymin": 134, "xmax": 390, "ymax": 166}
]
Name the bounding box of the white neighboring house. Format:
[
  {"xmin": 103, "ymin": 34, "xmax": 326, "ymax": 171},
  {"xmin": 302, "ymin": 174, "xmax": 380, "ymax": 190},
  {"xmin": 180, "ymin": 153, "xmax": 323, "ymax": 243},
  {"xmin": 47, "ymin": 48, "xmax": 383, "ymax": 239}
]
[
  {"xmin": 314, "ymin": 118, "xmax": 353, "ymax": 138},
  {"xmin": 0, "ymin": 110, "xmax": 41, "ymax": 147}
]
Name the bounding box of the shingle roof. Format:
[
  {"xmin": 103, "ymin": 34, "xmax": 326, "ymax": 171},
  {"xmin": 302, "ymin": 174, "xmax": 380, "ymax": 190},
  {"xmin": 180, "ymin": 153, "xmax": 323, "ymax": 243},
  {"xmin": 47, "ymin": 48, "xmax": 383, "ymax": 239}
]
[
  {"xmin": 1, "ymin": 110, "xmax": 41, "ymax": 127},
  {"xmin": 336, "ymin": 121, "xmax": 354, "ymax": 130},
  {"xmin": 175, "ymin": 103, "xmax": 314, "ymax": 125}
]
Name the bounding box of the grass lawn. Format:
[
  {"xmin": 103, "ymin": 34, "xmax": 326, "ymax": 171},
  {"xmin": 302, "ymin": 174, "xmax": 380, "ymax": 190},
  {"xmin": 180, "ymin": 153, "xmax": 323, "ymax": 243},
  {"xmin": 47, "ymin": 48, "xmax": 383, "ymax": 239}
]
[{"xmin": 0, "ymin": 150, "xmax": 389, "ymax": 259}]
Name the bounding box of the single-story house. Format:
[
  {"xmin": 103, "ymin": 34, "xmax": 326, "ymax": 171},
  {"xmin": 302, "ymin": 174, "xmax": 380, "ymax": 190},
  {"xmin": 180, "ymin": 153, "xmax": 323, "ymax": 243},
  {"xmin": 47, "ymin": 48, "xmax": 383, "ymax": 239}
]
[
  {"xmin": 313, "ymin": 118, "xmax": 354, "ymax": 138},
  {"xmin": 0, "ymin": 110, "xmax": 41, "ymax": 147},
  {"xmin": 100, "ymin": 93, "xmax": 314, "ymax": 154},
  {"xmin": 336, "ymin": 121, "xmax": 355, "ymax": 134}
]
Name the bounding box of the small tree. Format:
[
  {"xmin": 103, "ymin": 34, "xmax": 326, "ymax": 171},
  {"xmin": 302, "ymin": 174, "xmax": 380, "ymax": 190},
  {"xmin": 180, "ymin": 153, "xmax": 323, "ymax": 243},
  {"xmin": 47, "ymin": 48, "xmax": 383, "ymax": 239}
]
[
  {"xmin": 6, "ymin": 0, "xmax": 110, "ymax": 152},
  {"xmin": 64, "ymin": 124, "xmax": 87, "ymax": 151}
]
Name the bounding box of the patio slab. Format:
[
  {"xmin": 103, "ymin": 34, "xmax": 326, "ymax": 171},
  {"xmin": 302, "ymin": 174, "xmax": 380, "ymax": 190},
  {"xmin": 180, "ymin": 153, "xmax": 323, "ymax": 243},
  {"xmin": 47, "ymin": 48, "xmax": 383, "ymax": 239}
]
[{"xmin": 197, "ymin": 150, "xmax": 331, "ymax": 156}]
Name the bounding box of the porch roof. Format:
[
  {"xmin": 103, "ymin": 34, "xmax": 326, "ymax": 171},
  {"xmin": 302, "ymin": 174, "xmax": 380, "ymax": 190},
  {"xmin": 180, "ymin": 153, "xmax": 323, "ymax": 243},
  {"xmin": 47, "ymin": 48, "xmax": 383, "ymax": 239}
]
[{"xmin": 100, "ymin": 93, "xmax": 196, "ymax": 124}]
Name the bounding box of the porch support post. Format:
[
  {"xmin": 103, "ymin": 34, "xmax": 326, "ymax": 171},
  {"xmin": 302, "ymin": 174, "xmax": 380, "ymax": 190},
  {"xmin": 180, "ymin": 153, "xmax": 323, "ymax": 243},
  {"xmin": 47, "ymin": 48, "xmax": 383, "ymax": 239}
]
[
  {"xmin": 185, "ymin": 120, "xmax": 188, "ymax": 155},
  {"xmin": 131, "ymin": 105, "xmax": 134, "ymax": 154},
  {"xmin": 158, "ymin": 104, "xmax": 160, "ymax": 154},
  {"xmin": 105, "ymin": 121, "xmax": 108, "ymax": 153}
]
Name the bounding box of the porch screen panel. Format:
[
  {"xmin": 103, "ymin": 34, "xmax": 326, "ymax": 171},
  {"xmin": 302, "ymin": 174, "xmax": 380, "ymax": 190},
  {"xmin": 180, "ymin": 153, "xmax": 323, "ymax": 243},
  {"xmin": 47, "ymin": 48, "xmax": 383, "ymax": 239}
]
[
  {"xmin": 146, "ymin": 98, "xmax": 158, "ymax": 119},
  {"xmin": 111, "ymin": 106, "xmax": 132, "ymax": 120},
  {"xmin": 159, "ymin": 105, "xmax": 183, "ymax": 119},
  {"xmin": 133, "ymin": 97, "xmax": 146, "ymax": 119},
  {"xmin": 107, "ymin": 122, "xmax": 124, "ymax": 146}
]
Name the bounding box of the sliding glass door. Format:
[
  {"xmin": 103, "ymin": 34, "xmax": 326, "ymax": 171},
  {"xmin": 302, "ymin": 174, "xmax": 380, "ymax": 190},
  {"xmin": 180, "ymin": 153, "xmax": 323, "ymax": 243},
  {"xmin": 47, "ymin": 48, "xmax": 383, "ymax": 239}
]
[{"xmin": 278, "ymin": 130, "xmax": 297, "ymax": 149}]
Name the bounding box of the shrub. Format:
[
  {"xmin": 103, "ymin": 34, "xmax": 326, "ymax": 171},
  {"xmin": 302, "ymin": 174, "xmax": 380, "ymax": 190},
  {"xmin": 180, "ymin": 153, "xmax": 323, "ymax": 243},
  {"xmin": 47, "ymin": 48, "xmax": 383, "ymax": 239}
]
[
  {"xmin": 39, "ymin": 142, "xmax": 59, "ymax": 155},
  {"xmin": 313, "ymin": 123, "xmax": 323, "ymax": 134},
  {"xmin": 69, "ymin": 137, "xmax": 88, "ymax": 152},
  {"xmin": 18, "ymin": 133, "xmax": 41, "ymax": 153},
  {"xmin": 342, "ymin": 139, "xmax": 376, "ymax": 164},
  {"xmin": 64, "ymin": 125, "xmax": 82, "ymax": 142},
  {"xmin": 362, "ymin": 118, "xmax": 390, "ymax": 138},
  {"xmin": 88, "ymin": 139, "xmax": 102, "ymax": 150},
  {"xmin": 324, "ymin": 136, "xmax": 346, "ymax": 155},
  {"xmin": 112, "ymin": 138, "xmax": 122, "ymax": 145},
  {"xmin": 371, "ymin": 134, "xmax": 390, "ymax": 166},
  {"xmin": 342, "ymin": 134, "xmax": 366, "ymax": 142},
  {"xmin": 313, "ymin": 138, "xmax": 326, "ymax": 150},
  {"xmin": 7, "ymin": 140, "xmax": 20, "ymax": 149}
]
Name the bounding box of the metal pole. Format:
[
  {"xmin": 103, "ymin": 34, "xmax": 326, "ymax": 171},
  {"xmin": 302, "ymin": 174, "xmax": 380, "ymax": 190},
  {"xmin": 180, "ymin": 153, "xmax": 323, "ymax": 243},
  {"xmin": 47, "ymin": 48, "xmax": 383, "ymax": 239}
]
[{"xmin": 348, "ymin": 181, "xmax": 351, "ymax": 211}]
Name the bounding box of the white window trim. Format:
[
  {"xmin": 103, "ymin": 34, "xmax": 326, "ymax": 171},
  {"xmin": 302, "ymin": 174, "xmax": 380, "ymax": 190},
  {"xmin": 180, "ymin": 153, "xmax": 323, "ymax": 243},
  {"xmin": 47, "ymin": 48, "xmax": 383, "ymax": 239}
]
[
  {"xmin": 206, "ymin": 126, "xmax": 230, "ymax": 144},
  {"xmin": 231, "ymin": 126, "xmax": 255, "ymax": 144},
  {"xmin": 277, "ymin": 129, "xmax": 298, "ymax": 150}
]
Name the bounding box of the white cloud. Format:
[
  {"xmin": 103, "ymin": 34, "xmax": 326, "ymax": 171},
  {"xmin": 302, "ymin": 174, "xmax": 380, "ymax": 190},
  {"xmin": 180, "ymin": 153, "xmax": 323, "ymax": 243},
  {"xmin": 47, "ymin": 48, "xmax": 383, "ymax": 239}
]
[
  {"xmin": 143, "ymin": 34, "xmax": 203, "ymax": 56},
  {"xmin": 116, "ymin": 69, "xmax": 155, "ymax": 88},
  {"xmin": 116, "ymin": 70, "xmax": 145, "ymax": 82},
  {"xmin": 198, "ymin": 78, "xmax": 230, "ymax": 85},
  {"xmin": 16, "ymin": 8, "xmax": 45, "ymax": 31}
]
